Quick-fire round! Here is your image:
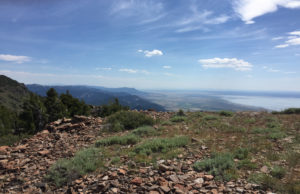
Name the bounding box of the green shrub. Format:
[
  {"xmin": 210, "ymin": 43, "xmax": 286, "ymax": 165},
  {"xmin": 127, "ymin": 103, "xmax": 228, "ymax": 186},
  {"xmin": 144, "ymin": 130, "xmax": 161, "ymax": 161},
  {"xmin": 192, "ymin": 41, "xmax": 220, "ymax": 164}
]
[
  {"xmin": 106, "ymin": 111, "xmax": 154, "ymax": 131},
  {"xmin": 170, "ymin": 116, "xmax": 186, "ymax": 122},
  {"xmin": 234, "ymin": 147, "xmax": 249, "ymax": 160},
  {"xmin": 131, "ymin": 126, "xmax": 158, "ymax": 137},
  {"xmin": 95, "ymin": 134, "xmax": 140, "ymax": 147},
  {"xmin": 248, "ymin": 173, "xmax": 279, "ymax": 191},
  {"xmin": 177, "ymin": 109, "xmax": 185, "ymax": 116},
  {"xmin": 203, "ymin": 115, "xmax": 219, "ymax": 121},
  {"xmin": 46, "ymin": 147, "xmax": 101, "ymax": 186},
  {"xmin": 237, "ymin": 159, "xmax": 257, "ymax": 170},
  {"xmin": 133, "ymin": 136, "xmax": 189, "ymax": 155},
  {"xmin": 193, "ymin": 152, "xmax": 236, "ymax": 181},
  {"xmin": 252, "ymin": 127, "xmax": 286, "ymax": 140},
  {"xmin": 281, "ymin": 108, "xmax": 300, "ymax": 114},
  {"xmin": 219, "ymin": 110, "xmax": 233, "ymax": 117},
  {"xmin": 161, "ymin": 120, "xmax": 172, "ymax": 126},
  {"xmin": 270, "ymin": 166, "xmax": 286, "ymax": 179},
  {"xmin": 93, "ymin": 98, "xmax": 129, "ymax": 117},
  {"xmin": 268, "ymin": 131, "xmax": 286, "ymax": 140}
]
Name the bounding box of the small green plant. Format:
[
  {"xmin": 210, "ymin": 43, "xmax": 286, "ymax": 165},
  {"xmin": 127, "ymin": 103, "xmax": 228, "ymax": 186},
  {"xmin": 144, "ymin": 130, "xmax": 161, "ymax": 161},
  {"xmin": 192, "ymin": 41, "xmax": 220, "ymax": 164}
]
[
  {"xmin": 111, "ymin": 156, "xmax": 121, "ymax": 165},
  {"xmin": 177, "ymin": 109, "xmax": 185, "ymax": 116},
  {"xmin": 203, "ymin": 115, "xmax": 219, "ymax": 121},
  {"xmin": 131, "ymin": 126, "xmax": 158, "ymax": 137},
  {"xmin": 233, "ymin": 147, "xmax": 249, "ymax": 160},
  {"xmin": 161, "ymin": 120, "xmax": 172, "ymax": 126},
  {"xmin": 46, "ymin": 147, "xmax": 102, "ymax": 186},
  {"xmin": 133, "ymin": 136, "xmax": 189, "ymax": 155},
  {"xmin": 270, "ymin": 166, "xmax": 286, "ymax": 179},
  {"xmin": 219, "ymin": 110, "xmax": 233, "ymax": 117},
  {"xmin": 193, "ymin": 152, "xmax": 236, "ymax": 181},
  {"xmin": 95, "ymin": 134, "xmax": 140, "ymax": 147},
  {"xmin": 170, "ymin": 116, "xmax": 186, "ymax": 122},
  {"xmin": 106, "ymin": 111, "xmax": 154, "ymax": 132},
  {"xmin": 237, "ymin": 159, "xmax": 257, "ymax": 170}
]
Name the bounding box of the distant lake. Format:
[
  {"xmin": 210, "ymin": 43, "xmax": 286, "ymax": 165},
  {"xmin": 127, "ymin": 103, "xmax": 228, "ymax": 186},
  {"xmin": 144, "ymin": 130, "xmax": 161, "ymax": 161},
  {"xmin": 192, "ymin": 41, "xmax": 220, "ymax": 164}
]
[{"xmin": 220, "ymin": 95, "xmax": 300, "ymax": 111}]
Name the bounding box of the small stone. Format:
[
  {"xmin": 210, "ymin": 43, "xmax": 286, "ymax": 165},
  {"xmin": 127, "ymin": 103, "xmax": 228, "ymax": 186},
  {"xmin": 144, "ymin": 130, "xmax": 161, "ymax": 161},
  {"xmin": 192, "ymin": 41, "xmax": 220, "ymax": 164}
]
[
  {"xmin": 245, "ymin": 183, "xmax": 252, "ymax": 190},
  {"xmin": 204, "ymin": 174, "xmax": 214, "ymax": 181},
  {"xmin": 169, "ymin": 174, "xmax": 179, "ymax": 183},
  {"xmin": 260, "ymin": 165, "xmax": 269, "ymax": 173},
  {"xmin": 160, "ymin": 186, "xmax": 170, "ymax": 193},
  {"xmin": 194, "ymin": 178, "xmax": 204, "ymax": 184},
  {"xmin": 38, "ymin": 150, "xmax": 50, "ymax": 156},
  {"xmin": 149, "ymin": 191, "xmax": 160, "ymax": 194},
  {"xmin": 236, "ymin": 187, "xmax": 244, "ymax": 193},
  {"xmin": 211, "ymin": 189, "xmax": 218, "ymax": 194},
  {"xmin": 131, "ymin": 177, "xmax": 142, "ymax": 185},
  {"xmin": 102, "ymin": 175, "xmax": 109, "ymax": 180},
  {"xmin": 75, "ymin": 179, "xmax": 82, "ymax": 184},
  {"xmin": 111, "ymin": 188, "xmax": 118, "ymax": 193},
  {"xmin": 159, "ymin": 164, "xmax": 170, "ymax": 172},
  {"xmin": 118, "ymin": 168, "xmax": 126, "ymax": 175}
]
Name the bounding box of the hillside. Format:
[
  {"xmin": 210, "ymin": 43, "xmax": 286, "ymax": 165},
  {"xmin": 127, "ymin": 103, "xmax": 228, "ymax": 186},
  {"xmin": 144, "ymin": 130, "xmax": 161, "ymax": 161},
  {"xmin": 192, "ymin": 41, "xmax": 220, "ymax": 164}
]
[
  {"xmin": 0, "ymin": 110, "xmax": 299, "ymax": 193},
  {"xmin": 0, "ymin": 75, "xmax": 31, "ymax": 112},
  {"xmin": 27, "ymin": 84, "xmax": 165, "ymax": 111}
]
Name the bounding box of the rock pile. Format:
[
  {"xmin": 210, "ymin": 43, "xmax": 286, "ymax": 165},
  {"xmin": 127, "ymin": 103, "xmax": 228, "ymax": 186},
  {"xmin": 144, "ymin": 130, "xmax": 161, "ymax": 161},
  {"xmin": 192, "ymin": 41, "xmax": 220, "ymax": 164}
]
[
  {"xmin": 55, "ymin": 159, "xmax": 264, "ymax": 194},
  {"xmin": 0, "ymin": 116, "xmax": 102, "ymax": 193}
]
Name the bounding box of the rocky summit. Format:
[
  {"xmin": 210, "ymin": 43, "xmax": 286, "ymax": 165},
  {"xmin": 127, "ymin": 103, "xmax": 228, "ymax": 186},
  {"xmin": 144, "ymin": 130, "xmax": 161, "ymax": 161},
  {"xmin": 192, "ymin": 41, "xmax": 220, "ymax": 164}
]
[{"xmin": 0, "ymin": 110, "xmax": 299, "ymax": 193}]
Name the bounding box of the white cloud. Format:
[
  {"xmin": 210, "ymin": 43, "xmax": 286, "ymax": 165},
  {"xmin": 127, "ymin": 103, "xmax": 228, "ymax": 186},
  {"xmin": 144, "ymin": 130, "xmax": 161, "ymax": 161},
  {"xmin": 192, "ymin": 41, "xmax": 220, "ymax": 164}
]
[
  {"xmin": 119, "ymin": 69, "xmax": 150, "ymax": 74},
  {"xmin": 198, "ymin": 58, "xmax": 253, "ymax": 71},
  {"xmin": 163, "ymin": 65, "xmax": 171, "ymax": 69},
  {"xmin": 272, "ymin": 36, "xmax": 284, "ymax": 40},
  {"xmin": 0, "ymin": 54, "xmax": 31, "ymax": 64},
  {"xmin": 284, "ymin": 71, "xmax": 297, "ymax": 74},
  {"xmin": 96, "ymin": 67, "xmax": 112, "ymax": 71},
  {"xmin": 119, "ymin": 68, "xmax": 138, "ymax": 73},
  {"xmin": 175, "ymin": 7, "xmax": 230, "ymax": 33},
  {"xmin": 233, "ymin": 0, "xmax": 300, "ymax": 24},
  {"xmin": 268, "ymin": 68, "xmax": 280, "ymax": 72},
  {"xmin": 138, "ymin": 49, "xmax": 163, "ymax": 57},
  {"xmin": 274, "ymin": 30, "xmax": 300, "ymax": 48},
  {"xmin": 275, "ymin": 44, "xmax": 289, "ymax": 48},
  {"xmin": 289, "ymin": 31, "xmax": 300, "ymax": 36}
]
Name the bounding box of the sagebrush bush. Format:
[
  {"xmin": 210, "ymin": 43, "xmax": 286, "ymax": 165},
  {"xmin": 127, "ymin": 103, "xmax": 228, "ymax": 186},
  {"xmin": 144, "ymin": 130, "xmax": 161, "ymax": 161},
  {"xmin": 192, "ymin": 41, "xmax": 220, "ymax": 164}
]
[
  {"xmin": 106, "ymin": 111, "xmax": 154, "ymax": 131},
  {"xmin": 234, "ymin": 147, "xmax": 249, "ymax": 160},
  {"xmin": 203, "ymin": 115, "xmax": 219, "ymax": 121},
  {"xmin": 170, "ymin": 116, "xmax": 186, "ymax": 122},
  {"xmin": 95, "ymin": 134, "xmax": 140, "ymax": 147},
  {"xmin": 270, "ymin": 166, "xmax": 286, "ymax": 179},
  {"xmin": 133, "ymin": 136, "xmax": 189, "ymax": 155},
  {"xmin": 219, "ymin": 110, "xmax": 233, "ymax": 117},
  {"xmin": 131, "ymin": 126, "xmax": 158, "ymax": 137},
  {"xmin": 46, "ymin": 147, "xmax": 101, "ymax": 186},
  {"xmin": 193, "ymin": 152, "xmax": 236, "ymax": 181}
]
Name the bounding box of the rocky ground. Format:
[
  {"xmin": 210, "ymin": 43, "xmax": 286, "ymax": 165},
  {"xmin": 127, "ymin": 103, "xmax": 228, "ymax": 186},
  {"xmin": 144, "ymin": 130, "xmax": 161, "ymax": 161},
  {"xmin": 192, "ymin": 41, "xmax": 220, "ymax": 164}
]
[{"xmin": 0, "ymin": 111, "xmax": 299, "ymax": 193}]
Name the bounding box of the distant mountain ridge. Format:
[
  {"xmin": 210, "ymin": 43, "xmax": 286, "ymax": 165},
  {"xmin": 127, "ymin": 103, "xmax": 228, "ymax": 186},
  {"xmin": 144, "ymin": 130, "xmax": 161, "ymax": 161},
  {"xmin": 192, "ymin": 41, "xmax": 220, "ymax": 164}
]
[{"xmin": 26, "ymin": 84, "xmax": 165, "ymax": 111}]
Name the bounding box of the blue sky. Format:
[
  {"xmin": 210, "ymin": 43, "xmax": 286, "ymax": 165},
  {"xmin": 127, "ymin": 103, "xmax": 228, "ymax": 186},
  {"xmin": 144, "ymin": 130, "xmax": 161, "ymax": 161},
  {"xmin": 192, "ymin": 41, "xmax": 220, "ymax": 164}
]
[{"xmin": 0, "ymin": 0, "xmax": 300, "ymax": 91}]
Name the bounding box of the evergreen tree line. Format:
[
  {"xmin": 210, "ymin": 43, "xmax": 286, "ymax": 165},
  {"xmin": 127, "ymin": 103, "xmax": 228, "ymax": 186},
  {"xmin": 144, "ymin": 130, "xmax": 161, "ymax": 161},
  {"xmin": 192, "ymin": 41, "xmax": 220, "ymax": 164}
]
[{"xmin": 0, "ymin": 88, "xmax": 90, "ymax": 144}]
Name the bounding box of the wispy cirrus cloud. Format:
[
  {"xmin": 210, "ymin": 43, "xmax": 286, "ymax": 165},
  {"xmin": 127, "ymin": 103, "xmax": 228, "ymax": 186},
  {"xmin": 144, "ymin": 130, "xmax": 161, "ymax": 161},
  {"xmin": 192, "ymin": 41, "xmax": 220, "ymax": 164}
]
[
  {"xmin": 119, "ymin": 68, "xmax": 150, "ymax": 74},
  {"xmin": 110, "ymin": 0, "xmax": 165, "ymax": 24},
  {"xmin": 199, "ymin": 58, "xmax": 253, "ymax": 71},
  {"xmin": 175, "ymin": 5, "xmax": 230, "ymax": 33},
  {"xmin": 162, "ymin": 65, "xmax": 171, "ymax": 69},
  {"xmin": 138, "ymin": 49, "xmax": 163, "ymax": 57},
  {"xmin": 275, "ymin": 30, "xmax": 300, "ymax": 48},
  {"xmin": 233, "ymin": 0, "xmax": 300, "ymax": 24},
  {"xmin": 0, "ymin": 54, "xmax": 31, "ymax": 64}
]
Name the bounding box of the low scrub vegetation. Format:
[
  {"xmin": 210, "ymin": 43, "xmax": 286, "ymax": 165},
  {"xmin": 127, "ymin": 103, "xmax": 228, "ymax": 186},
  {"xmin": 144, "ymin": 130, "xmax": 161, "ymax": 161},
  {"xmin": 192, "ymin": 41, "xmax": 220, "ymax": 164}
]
[
  {"xmin": 46, "ymin": 147, "xmax": 102, "ymax": 186},
  {"xmin": 193, "ymin": 152, "xmax": 236, "ymax": 181},
  {"xmin": 133, "ymin": 136, "xmax": 189, "ymax": 155},
  {"xmin": 131, "ymin": 126, "xmax": 158, "ymax": 137},
  {"xmin": 219, "ymin": 110, "xmax": 233, "ymax": 117},
  {"xmin": 170, "ymin": 116, "xmax": 186, "ymax": 122},
  {"xmin": 106, "ymin": 111, "xmax": 154, "ymax": 132},
  {"xmin": 95, "ymin": 134, "xmax": 140, "ymax": 147}
]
